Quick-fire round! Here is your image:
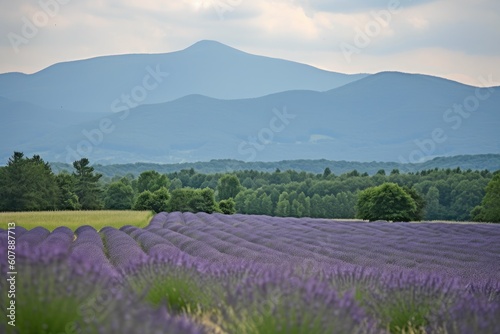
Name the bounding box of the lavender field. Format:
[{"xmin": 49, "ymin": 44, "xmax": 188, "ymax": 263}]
[{"xmin": 1, "ymin": 212, "xmax": 499, "ymax": 333}]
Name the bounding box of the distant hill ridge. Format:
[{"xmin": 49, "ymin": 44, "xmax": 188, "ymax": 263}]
[{"xmin": 49, "ymin": 154, "xmax": 500, "ymax": 177}]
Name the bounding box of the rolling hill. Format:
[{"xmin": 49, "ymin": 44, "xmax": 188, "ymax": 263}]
[{"xmin": 0, "ymin": 41, "xmax": 498, "ymax": 164}]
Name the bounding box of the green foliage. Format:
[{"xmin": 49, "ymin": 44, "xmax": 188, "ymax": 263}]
[
  {"xmin": 0, "ymin": 152, "xmax": 59, "ymax": 211},
  {"xmin": 73, "ymin": 158, "xmax": 103, "ymax": 210},
  {"xmin": 126, "ymin": 264, "xmax": 215, "ymax": 313},
  {"xmin": 56, "ymin": 172, "xmax": 81, "ymax": 210},
  {"xmin": 50, "ymin": 154, "xmax": 500, "ymax": 177},
  {"xmin": 403, "ymin": 187, "xmax": 426, "ymax": 221},
  {"xmin": 133, "ymin": 187, "xmax": 170, "ymax": 213},
  {"xmin": 275, "ymin": 192, "xmax": 290, "ymax": 217},
  {"xmin": 356, "ymin": 183, "xmax": 418, "ymax": 222},
  {"xmin": 137, "ymin": 170, "xmax": 170, "ymax": 193},
  {"xmin": 152, "ymin": 187, "xmax": 170, "ymax": 213},
  {"xmin": 1, "ymin": 151, "xmax": 496, "ymax": 220},
  {"xmin": 259, "ymin": 194, "xmax": 274, "ymax": 216},
  {"xmin": 219, "ymin": 198, "xmax": 236, "ymax": 215},
  {"xmin": 217, "ymin": 174, "xmax": 242, "ymax": 200},
  {"xmin": 169, "ymin": 178, "xmax": 183, "ymax": 191},
  {"xmin": 105, "ymin": 181, "xmax": 135, "ymax": 210},
  {"xmin": 323, "ymin": 167, "xmax": 332, "ymax": 178},
  {"xmin": 425, "ymin": 186, "xmax": 442, "ymax": 220},
  {"xmin": 472, "ymin": 173, "xmax": 500, "ymax": 222},
  {"xmin": 133, "ymin": 191, "xmax": 155, "ymax": 211},
  {"xmin": 167, "ymin": 188, "xmax": 218, "ymax": 214}
]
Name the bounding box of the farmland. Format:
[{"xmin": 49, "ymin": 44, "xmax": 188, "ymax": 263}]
[
  {"xmin": 0, "ymin": 211, "xmax": 153, "ymax": 231},
  {"xmin": 1, "ymin": 212, "xmax": 499, "ymax": 333}
]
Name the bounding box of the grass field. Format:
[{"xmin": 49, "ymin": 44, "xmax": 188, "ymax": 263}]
[{"xmin": 0, "ymin": 210, "xmax": 154, "ymax": 231}]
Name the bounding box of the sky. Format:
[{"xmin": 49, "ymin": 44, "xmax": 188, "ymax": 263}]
[{"xmin": 1, "ymin": 0, "xmax": 499, "ymax": 87}]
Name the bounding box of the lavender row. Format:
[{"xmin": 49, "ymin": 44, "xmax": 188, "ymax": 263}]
[{"xmin": 145, "ymin": 212, "xmax": 500, "ymax": 285}]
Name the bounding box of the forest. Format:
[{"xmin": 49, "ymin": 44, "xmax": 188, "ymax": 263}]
[
  {"xmin": 1, "ymin": 152, "xmax": 499, "ymax": 222},
  {"xmin": 49, "ymin": 154, "xmax": 500, "ymax": 177}
]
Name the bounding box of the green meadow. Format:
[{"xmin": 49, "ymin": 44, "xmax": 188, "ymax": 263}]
[{"xmin": 0, "ymin": 210, "xmax": 153, "ymax": 231}]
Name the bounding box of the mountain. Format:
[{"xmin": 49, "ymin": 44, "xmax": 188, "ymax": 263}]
[
  {"xmin": 3, "ymin": 71, "xmax": 499, "ymax": 164},
  {"xmin": 1, "ymin": 41, "xmax": 498, "ymax": 164},
  {"xmin": 0, "ymin": 96, "xmax": 110, "ymax": 156},
  {"xmin": 0, "ymin": 40, "xmax": 366, "ymax": 113}
]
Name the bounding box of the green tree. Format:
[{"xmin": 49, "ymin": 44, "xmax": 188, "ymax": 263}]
[
  {"xmin": 167, "ymin": 188, "xmax": 193, "ymax": 212},
  {"xmin": 259, "ymin": 193, "xmax": 274, "ymax": 216},
  {"xmin": 0, "ymin": 152, "xmax": 59, "ymax": 211},
  {"xmin": 104, "ymin": 181, "xmax": 134, "ymax": 210},
  {"xmin": 275, "ymin": 192, "xmax": 290, "ymax": 217},
  {"xmin": 336, "ymin": 191, "xmax": 357, "ymax": 218},
  {"xmin": 167, "ymin": 188, "xmax": 217, "ymax": 213},
  {"xmin": 450, "ymin": 179, "xmax": 485, "ymax": 221},
  {"xmin": 242, "ymin": 191, "xmax": 255, "ymax": 214},
  {"xmin": 310, "ymin": 194, "xmax": 324, "ymax": 218},
  {"xmin": 322, "ymin": 194, "xmax": 337, "ymax": 218},
  {"xmin": 152, "ymin": 187, "xmax": 170, "ymax": 213},
  {"xmin": 356, "ymin": 183, "xmax": 418, "ymax": 222},
  {"xmin": 425, "ymin": 186, "xmax": 442, "ymax": 220},
  {"xmin": 403, "ymin": 187, "xmax": 426, "ymax": 221},
  {"xmin": 217, "ymin": 174, "xmax": 242, "ymax": 200},
  {"xmin": 234, "ymin": 190, "xmax": 251, "ymax": 213},
  {"xmin": 472, "ymin": 173, "xmax": 500, "ymax": 222},
  {"xmin": 323, "ymin": 167, "xmax": 332, "ymax": 178},
  {"xmin": 241, "ymin": 177, "xmax": 256, "ymax": 189},
  {"xmin": 291, "ymin": 199, "xmax": 305, "ymax": 217},
  {"xmin": 137, "ymin": 170, "xmax": 170, "ymax": 193},
  {"xmin": 133, "ymin": 187, "xmax": 170, "ymax": 213},
  {"xmin": 56, "ymin": 172, "xmax": 81, "ymax": 210},
  {"xmin": 219, "ymin": 198, "xmax": 236, "ymax": 214},
  {"xmin": 73, "ymin": 158, "xmax": 103, "ymax": 210},
  {"xmin": 193, "ymin": 188, "xmax": 218, "ymax": 213},
  {"xmin": 133, "ymin": 191, "xmax": 155, "ymax": 211},
  {"xmin": 297, "ymin": 192, "xmax": 310, "ymax": 217},
  {"xmin": 169, "ymin": 178, "xmax": 183, "ymax": 191}
]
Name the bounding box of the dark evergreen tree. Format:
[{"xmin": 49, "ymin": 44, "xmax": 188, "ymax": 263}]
[
  {"xmin": 73, "ymin": 158, "xmax": 103, "ymax": 210},
  {"xmin": 0, "ymin": 152, "xmax": 59, "ymax": 211},
  {"xmin": 323, "ymin": 167, "xmax": 332, "ymax": 178},
  {"xmin": 56, "ymin": 172, "xmax": 81, "ymax": 210}
]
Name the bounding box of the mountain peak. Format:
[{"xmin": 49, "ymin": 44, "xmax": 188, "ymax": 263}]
[{"xmin": 184, "ymin": 40, "xmax": 239, "ymax": 53}]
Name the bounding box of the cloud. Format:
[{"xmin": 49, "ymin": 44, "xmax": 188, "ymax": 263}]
[
  {"xmin": 303, "ymin": 0, "xmax": 439, "ymax": 14},
  {"xmin": 0, "ymin": 0, "xmax": 498, "ymax": 87}
]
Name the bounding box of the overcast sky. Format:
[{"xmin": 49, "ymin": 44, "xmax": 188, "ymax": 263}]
[{"xmin": 1, "ymin": 0, "xmax": 499, "ymax": 86}]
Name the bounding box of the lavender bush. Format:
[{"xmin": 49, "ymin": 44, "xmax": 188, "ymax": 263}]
[{"xmin": 1, "ymin": 212, "xmax": 499, "ymax": 333}]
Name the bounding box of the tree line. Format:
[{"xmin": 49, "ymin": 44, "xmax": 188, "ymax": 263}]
[
  {"xmin": 50, "ymin": 154, "xmax": 500, "ymax": 177},
  {"xmin": 1, "ymin": 152, "xmax": 499, "ymax": 222}
]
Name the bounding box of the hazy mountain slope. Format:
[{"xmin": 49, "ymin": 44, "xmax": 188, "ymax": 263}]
[
  {"xmin": 0, "ymin": 96, "xmax": 110, "ymax": 152},
  {"xmin": 0, "ymin": 40, "xmax": 366, "ymax": 113},
  {"xmin": 6, "ymin": 72, "xmax": 498, "ymax": 164}
]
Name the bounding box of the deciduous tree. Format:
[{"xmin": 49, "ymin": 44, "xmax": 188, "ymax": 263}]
[{"xmin": 356, "ymin": 183, "xmax": 419, "ymax": 222}]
